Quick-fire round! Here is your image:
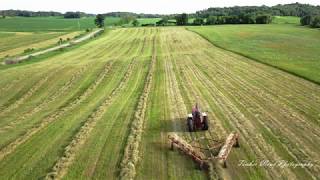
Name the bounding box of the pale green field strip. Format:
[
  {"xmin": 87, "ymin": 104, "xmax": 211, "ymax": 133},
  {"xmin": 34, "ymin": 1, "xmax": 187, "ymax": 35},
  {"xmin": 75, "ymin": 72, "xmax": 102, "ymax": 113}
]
[{"xmin": 0, "ymin": 31, "xmax": 81, "ymax": 59}]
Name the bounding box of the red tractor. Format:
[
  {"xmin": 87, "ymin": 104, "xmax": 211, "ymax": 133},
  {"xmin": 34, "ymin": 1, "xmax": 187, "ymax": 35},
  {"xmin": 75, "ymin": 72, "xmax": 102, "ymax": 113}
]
[{"xmin": 187, "ymin": 103, "xmax": 208, "ymax": 132}]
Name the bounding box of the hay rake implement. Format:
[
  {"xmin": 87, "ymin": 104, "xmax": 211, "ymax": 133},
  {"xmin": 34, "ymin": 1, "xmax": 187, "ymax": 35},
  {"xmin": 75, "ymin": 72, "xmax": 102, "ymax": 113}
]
[{"xmin": 168, "ymin": 132, "xmax": 240, "ymax": 169}]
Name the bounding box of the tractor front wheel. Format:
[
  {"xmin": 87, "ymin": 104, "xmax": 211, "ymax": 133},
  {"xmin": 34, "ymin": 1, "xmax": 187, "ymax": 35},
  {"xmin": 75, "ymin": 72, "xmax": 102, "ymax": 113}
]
[{"xmin": 187, "ymin": 118, "xmax": 194, "ymax": 132}]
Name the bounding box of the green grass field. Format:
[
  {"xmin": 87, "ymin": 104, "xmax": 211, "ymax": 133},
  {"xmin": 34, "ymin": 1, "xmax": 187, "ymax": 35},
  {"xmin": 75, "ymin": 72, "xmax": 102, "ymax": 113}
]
[
  {"xmin": 137, "ymin": 18, "xmax": 161, "ymax": 25},
  {"xmin": 0, "ymin": 16, "xmax": 121, "ymax": 32},
  {"xmin": 272, "ymin": 16, "xmax": 300, "ymax": 24},
  {"xmin": 0, "ymin": 27, "xmax": 319, "ymax": 179},
  {"xmin": 189, "ymin": 23, "xmax": 320, "ymax": 84}
]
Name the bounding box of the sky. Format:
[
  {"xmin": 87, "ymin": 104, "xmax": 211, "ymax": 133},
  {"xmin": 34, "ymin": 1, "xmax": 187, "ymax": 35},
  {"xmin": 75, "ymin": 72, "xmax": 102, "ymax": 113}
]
[{"xmin": 1, "ymin": 0, "xmax": 320, "ymax": 14}]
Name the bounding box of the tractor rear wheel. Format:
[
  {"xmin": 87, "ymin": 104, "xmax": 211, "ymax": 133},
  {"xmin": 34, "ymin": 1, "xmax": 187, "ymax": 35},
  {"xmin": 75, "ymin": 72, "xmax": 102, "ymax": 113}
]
[{"xmin": 202, "ymin": 116, "xmax": 208, "ymax": 130}]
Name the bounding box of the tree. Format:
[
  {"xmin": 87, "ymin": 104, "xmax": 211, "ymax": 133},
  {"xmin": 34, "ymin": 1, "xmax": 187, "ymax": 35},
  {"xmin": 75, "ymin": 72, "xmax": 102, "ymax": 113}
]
[
  {"xmin": 310, "ymin": 16, "xmax": 320, "ymax": 28},
  {"xmin": 255, "ymin": 15, "xmax": 272, "ymax": 24},
  {"xmin": 216, "ymin": 16, "xmax": 226, "ymax": 24},
  {"xmin": 193, "ymin": 18, "xmax": 204, "ymax": 25},
  {"xmin": 224, "ymin": 16, "xmax": 240, "ymax": 24},
  {"xmin": 176, "ymin": 13, "xmax": 188, "ymax": 26},
  {"xmin": 206, "ymin": 16, "xmax": 217, "ymax": 25},
  {"xmin": 300, "ymin": 15, "xmax": 312, "ymax": 26},
  {"xmin": 240, "ymin": 14, "xmax": 255, "ymax": 24},
  {"xmin": 95, "ymin": 14, "xmax": 105, "ymax": 28},
  {"xmin": 64, "ymin": 12, "xmax": 81, "ymax": 18},
  {"xmin": 132, "ymin": 19, "xmax": 139, "ymax": 26},
  {"xmin": 195, "ymin": 3, "xmax": 320, "ymax": 18},
  {"xmin": 156, "ymin": 19, "xmax": 166, "ymax": 26}
]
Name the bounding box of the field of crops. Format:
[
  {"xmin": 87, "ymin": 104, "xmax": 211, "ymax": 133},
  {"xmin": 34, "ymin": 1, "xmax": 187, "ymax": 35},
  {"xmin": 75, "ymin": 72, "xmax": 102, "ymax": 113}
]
[
  {"xmin": 189, "ymin": 23, "xmax": 320, "ymax": 84},
  {"xmin": 0, "ymin": 27, "xmax": 319, "ymax": 180}
]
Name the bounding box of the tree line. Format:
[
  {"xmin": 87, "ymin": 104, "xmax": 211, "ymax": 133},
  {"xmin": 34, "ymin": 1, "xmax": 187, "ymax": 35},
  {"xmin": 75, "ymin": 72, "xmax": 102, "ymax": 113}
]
[
  {"xmin": 0, "ymin": 10, "xmax": 95, "ymax": 18},
  {"xmin": 172, "ymin": 13, "xmax": 272, "ymax": 26},
  {"xmin": 195, "ymin": 3, "xmax": 320, "ymax": 18},
  {"xmin": 102, "ymin": 12, "xmax": 161, "ymax": 18},
  {"xmin": 301, "ymin": 15, "xmax": 320, "ymax": 28},
  {"xmin": 63, "ymin": 12, "xmax": 88, "ymax": 18},
  {"xmin": 0, "ymin": 10, "xmax": 62, "ymax": 17}
]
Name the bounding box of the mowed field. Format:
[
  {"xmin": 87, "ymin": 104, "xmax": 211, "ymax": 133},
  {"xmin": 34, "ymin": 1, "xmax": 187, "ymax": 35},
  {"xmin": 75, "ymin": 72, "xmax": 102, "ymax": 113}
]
[
  {"xmin": 0, "ymin": 16, "xmax": 162, "ymax": 60},
  {"xmin": 189, "ymin": 23, "xmax": 320, "ymax": 84},
  {"xmin": 0, "ymin": 27, "xmax": 320, "ymax": 180}
]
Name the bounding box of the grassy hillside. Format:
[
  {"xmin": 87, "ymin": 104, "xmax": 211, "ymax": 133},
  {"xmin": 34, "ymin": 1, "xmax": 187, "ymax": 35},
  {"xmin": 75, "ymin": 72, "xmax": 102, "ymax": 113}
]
[
  {"xmin": 0, "ymin": 27, "xmax": 319, "ymax": 179},
  {"xmin": 189, "ymin": 24, "xmax": 320, "ymax": 84},
  {"xmin": 272, "ymin": 16, "xmax": 300, "ymax": 24}
]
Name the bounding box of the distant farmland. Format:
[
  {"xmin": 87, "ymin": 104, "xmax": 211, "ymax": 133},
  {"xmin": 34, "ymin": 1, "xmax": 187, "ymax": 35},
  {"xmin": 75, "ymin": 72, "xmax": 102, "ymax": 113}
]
[
  {"xmin": 0, "ymin": 16, "xmax": 121, "ymax": 32},
  {"xmin": 0, "ymin": 31, "xmax": 81, "ymax": 59},
  {"xmin": 0, "ymin": 16, "xmax": 163, "ymax": 59},
  {"xmin": 0, "ymin": 27, "xmax": 319, "ymax": 180}
]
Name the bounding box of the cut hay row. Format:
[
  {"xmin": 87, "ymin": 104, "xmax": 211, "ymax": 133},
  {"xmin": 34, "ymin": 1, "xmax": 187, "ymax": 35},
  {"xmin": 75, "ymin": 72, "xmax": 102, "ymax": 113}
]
[
  {"xmin": 165, "ymin": 29, "xmax": 253, "ymax": 179},
  {"xmin": 0, "ymin": 27, "xmax": 319, "ymax": 179},
  {"xmin": 62, "ymin": 29, "xmax": 152, "ymax": 179},
  {"xmin": 0, "ymin": 30, "xmax": 123, "ymax": 109},
  {"xmin": 0, "ymin": 29, "xmax": 148, "ymax": 179},
  {"xmin": 44, "ymin": 28, "xmax": 148, "ymax": 179},
  {"xmin": 182, "ymin": 59, "xmax": 286, "ymax": 178},
  {"xmin": 165, "ymin": 46, "xmax": 206, "ymax": 176},
  {"xmin": 0, "ymin": 43, "xmax": 134, "ymax": 159},
  {"xmin": 0, "ymin": 60, "xmax": 114, "ymax": 161},
  {"xmin": 0, "ymin": 28, "xmax": 148, "ymax": 179},
  {"xmin": 119, "ymin": 34, "xmax": 157, "ymax": 180},
  {"xmin": 185, "ymin": 32, "xmax": 319, "ymax": 178},
  {"xmin": 0, "ymin": 63, "xmax": 92, "ymax": 132},
  {"xmin": 169, "ymin": 56, "xmax": 226, "ymax": 179},
  {"xmin": 46, "ymin": 58, "xmax": 137, "ymax": 180},
  {"xmin": 0, "ymin": 29, "xmax": 140, "ymax": 153},
  {"xmin": 203, "ymin": 50, "xmax": 320, "ymax": 123},
  {"xmin": 188, "ymin": 32, "xmax": 298, "ymax": 179},
  {"xmin": 181, "ymin": 42, "xmax": 299, "ymax": 178},
  {"xmin": 0, "ymin": 67, "xmax": 61, "ymax": 116},
  {"xmin": 192, "ymin": 51, "xmax": 319, "ymax": 177},
  {"xmin": 135, "ymin": 28, "xmax": 320, "ymax": 180}
]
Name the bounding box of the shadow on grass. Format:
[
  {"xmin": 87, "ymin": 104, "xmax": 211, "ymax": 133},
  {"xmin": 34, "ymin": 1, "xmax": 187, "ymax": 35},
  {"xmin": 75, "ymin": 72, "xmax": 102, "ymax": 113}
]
[{"xmin": 161, "ymin": 117, "xmax": 190, "ymax": 133}]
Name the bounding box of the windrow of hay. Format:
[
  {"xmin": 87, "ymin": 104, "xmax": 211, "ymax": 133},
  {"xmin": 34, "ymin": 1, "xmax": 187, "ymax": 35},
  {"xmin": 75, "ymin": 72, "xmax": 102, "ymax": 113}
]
[
  {"xmin": 0, "ymin": 63, "xmax": 90, "ymax": 132},
  {"xmin": 45, "ymin": 59, "xmax": 136, "ymax": 180},
  {"xmin": 0, "ymin": 67, "xmax": 60, "ymax": 116},
  {"xmin": 119, "ymin": 36, "xmax": 157, "ymax": 180},
  {"xmin": 0, "ymin": 60, "xmax": 114, "ymax": 161}
]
